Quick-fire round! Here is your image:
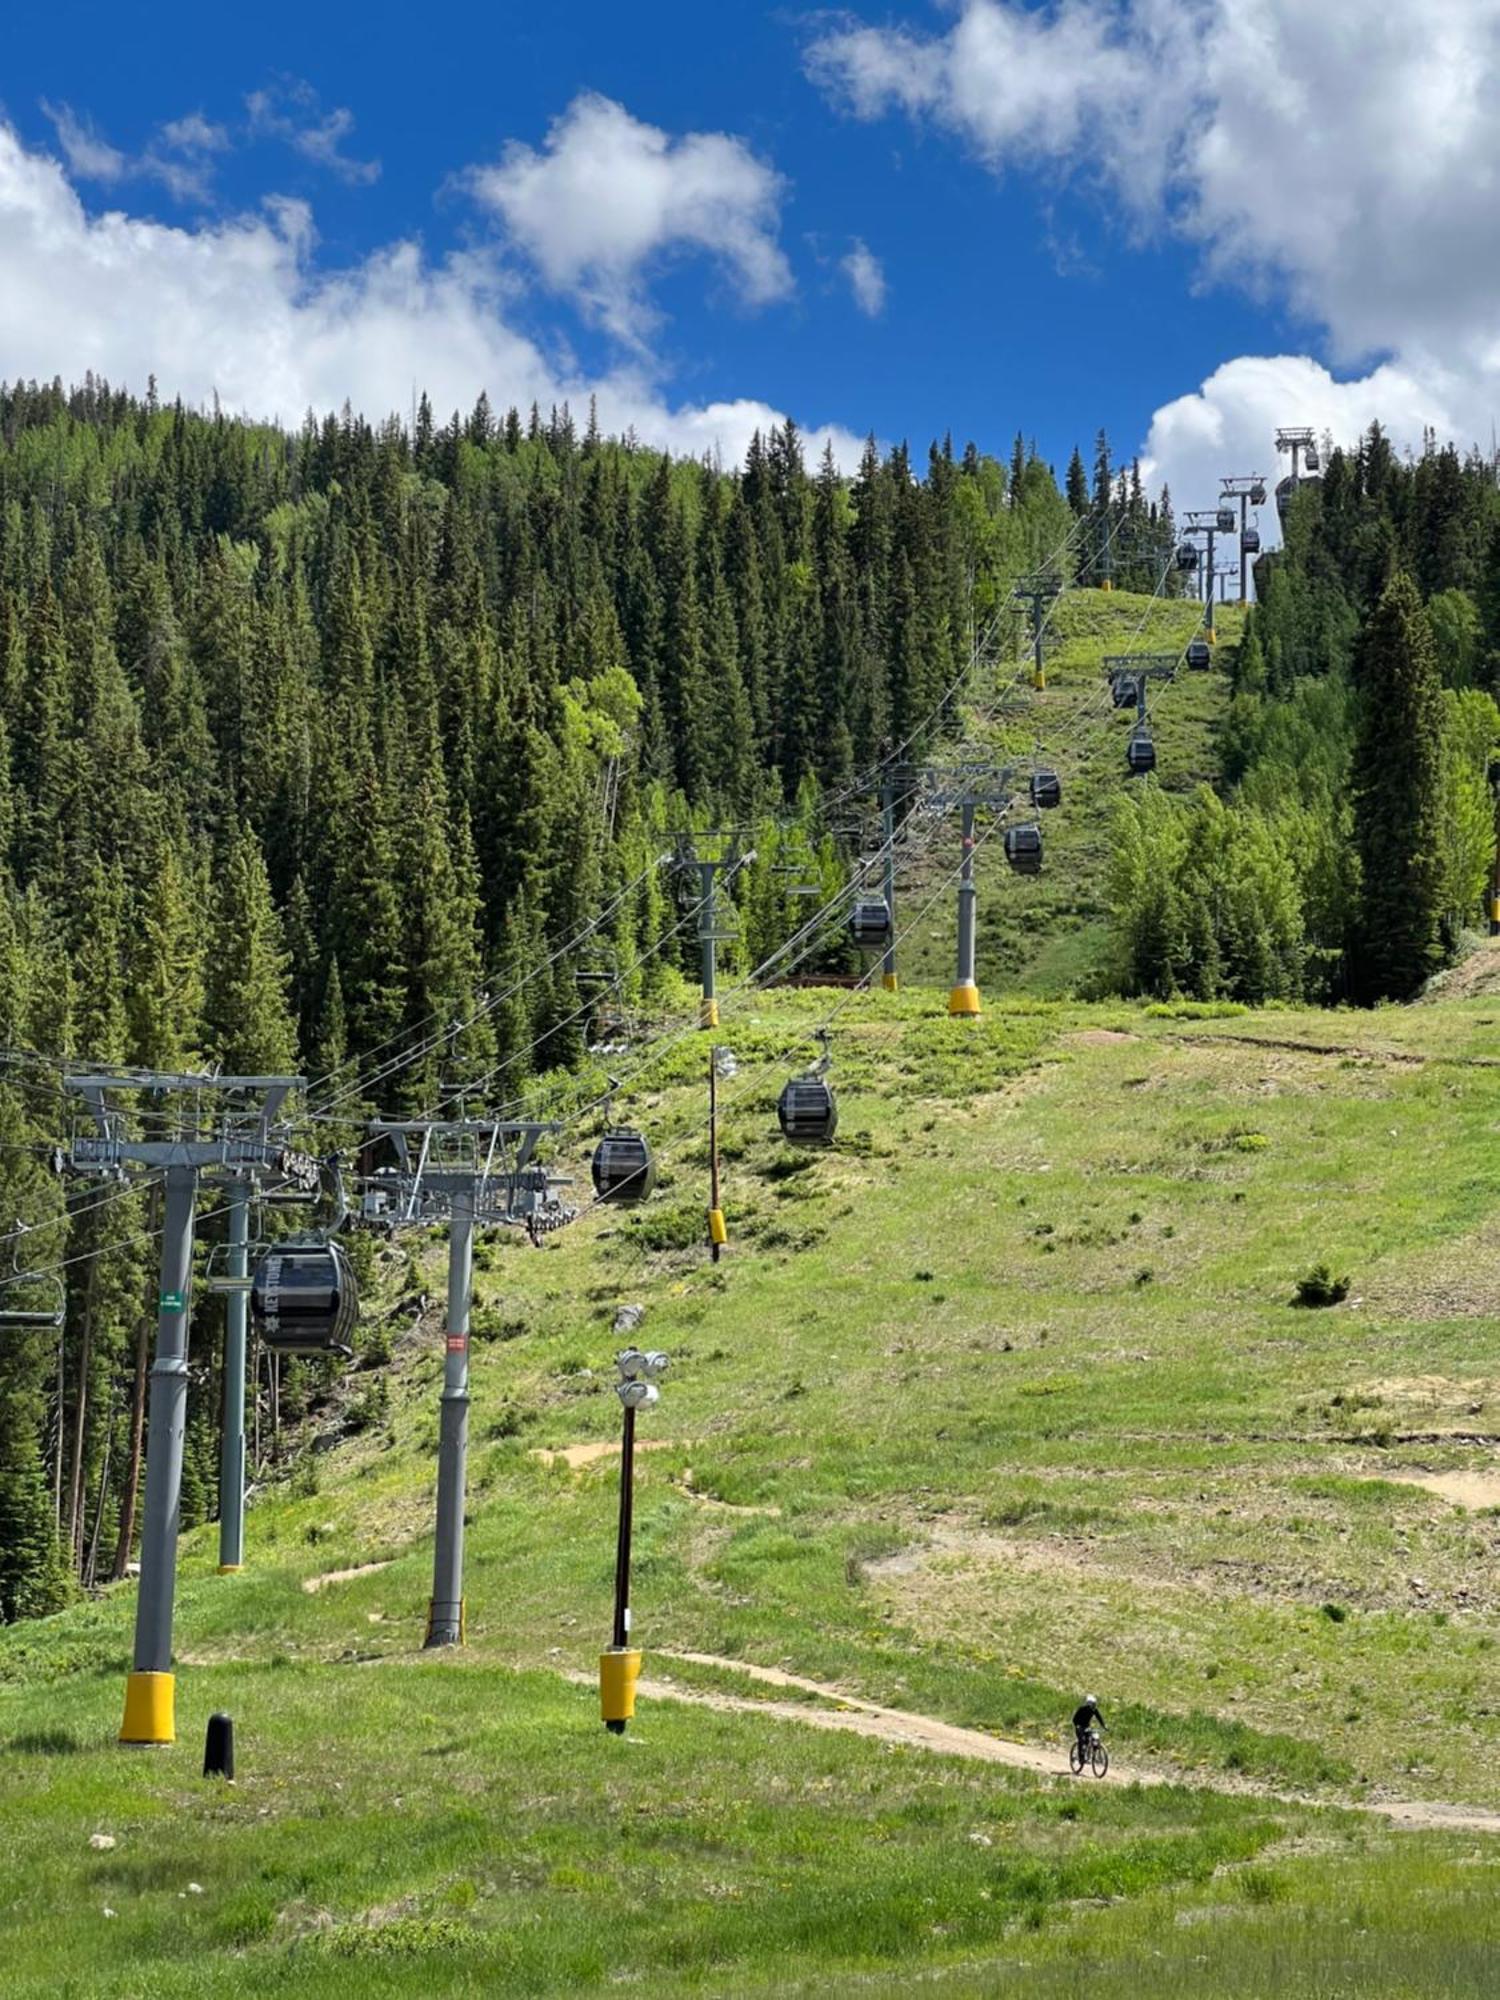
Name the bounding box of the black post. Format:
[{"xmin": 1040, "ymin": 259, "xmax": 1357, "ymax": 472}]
[
  {"xmin": 708, "ymin": 1055, "xmax": 721, "ymax": 1265},
  {"xmin": 611, "ymin": 1402, "xmax": 636, "ymax": 1656}
]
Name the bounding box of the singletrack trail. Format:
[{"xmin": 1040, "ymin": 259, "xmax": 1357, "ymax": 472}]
[{"xmin": 589, "ymin": 1649, "xmax": 1500, "ymax": 1837}]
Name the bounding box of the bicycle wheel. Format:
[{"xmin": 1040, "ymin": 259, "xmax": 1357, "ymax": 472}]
[
  {"xmin": 1091, "ymin": 1741, "xmax": 1109, "ymax": 1778},
  {"xmin": 1068, "ymin": 1739, "xmax": 1085, "ymax": 1774}
]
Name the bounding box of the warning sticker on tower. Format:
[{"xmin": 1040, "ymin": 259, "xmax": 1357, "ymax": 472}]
[{"xmin": 446, "ymin": 1333, "xmax": 468, "ymax": 1353}]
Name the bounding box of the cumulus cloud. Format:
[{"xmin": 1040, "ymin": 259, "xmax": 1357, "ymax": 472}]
[
  {"xmin": 247, "ymin": 79, "xmax": 380, "ymax": 185},
  {"xmin": 809, "ymin": 1, "xmax": 1500, "ymax": 520},
  {"xmin": 0, "ymin": 121, "xmax": 859, "ymax": 472},
  {"xmin": 841, "ymin": 238, "xmax": 886, "ymax": 316},
  {"xmin": 468, "ymin": 92, "xmax": 792, "ymax": 345}
]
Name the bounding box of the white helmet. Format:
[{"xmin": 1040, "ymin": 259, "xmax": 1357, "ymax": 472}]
[{"xmin": 1084, "ymin": 1694, "xmax": 1099, "ymax": 1707}]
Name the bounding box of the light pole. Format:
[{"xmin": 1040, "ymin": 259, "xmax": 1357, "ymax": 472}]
[{"xmin": 600, "ymin": 1346, "xmax": 669, "ymax": 1734}]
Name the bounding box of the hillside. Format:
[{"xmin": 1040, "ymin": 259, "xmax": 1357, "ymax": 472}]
[
  {"xmin": 896, "ymin": 588, "xmax": 1246, "ymax": 998},
  {"xmin": 4, "ymin": 982, "xmax": 1500, "ymax": 1995}
]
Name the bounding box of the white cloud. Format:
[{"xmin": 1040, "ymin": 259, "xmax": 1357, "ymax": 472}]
[
  {"xmin": 468, "ymin": 92, "xmax": 792, "ymax": 345},
  {"xmin": 41, "ymin": 98, "xmax": 214, "ymax": 204},
  {"xmin": 159, "ymin": 113, "xmax": 230, "ymax": 156},
  {"xmin": 41, "ymin": 100, "xmax": 128, "ymax": 183},
  {"xmin": 0, "ymin": 121, "xmax": 859, "ymax": 473},
  {"xmin": 808, "ymin": 2, "xmax": 1500, "ymax": 523},
  {"xmin": 841, "ymin": 238, "xmax": 886, "ymax": 316},
  {"xmin": 247, "ymin": 80, "xmax": 380, "ymax": 186}
]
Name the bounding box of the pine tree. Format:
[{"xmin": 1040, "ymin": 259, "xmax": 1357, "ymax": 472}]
[
  {"xmin": 1351, "ymin": 571, "xmax": 1446, "ymax": 1000},
  {"xmin": 202, "ymin": 823, "xmax": 298, "ymax": 1071}
]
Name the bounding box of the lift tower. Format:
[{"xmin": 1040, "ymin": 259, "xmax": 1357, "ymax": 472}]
[
  {"xmin": 673, "ymin": 833, "xmax": 751, "ymax": 1029},
  {"xmin": 1012, "ymin": 572, "xmax": 1062, "ymax": 691},
  {"xmin": 918, "ymin": 762, "xmax": 1016, "ymax": 1018},
  {"xmin": 65, "ymin": 1072, "xmax": 312, "ymax": 1746},
  {"xmin": 1218, "ymin": 475, "xmax": 1268, "ymax": 606},
  {"xmin": 363, "ymin": 1119, "xmax": 569, "ymax": 1648}
]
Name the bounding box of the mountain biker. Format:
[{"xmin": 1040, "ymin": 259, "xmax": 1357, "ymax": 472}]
[{"xmin": 1072, "ymin": 1694, "xmax": 1105, "ymax": 1761}]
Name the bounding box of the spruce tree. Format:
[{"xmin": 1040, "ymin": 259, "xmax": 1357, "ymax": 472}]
[
  {"xmin": 1351, "ymin": 571, "xmax": 1446, "ymax": 1000},
  {"xmin": 202, "ymin": 823, "xmax": 299, "ymax": 1071}
]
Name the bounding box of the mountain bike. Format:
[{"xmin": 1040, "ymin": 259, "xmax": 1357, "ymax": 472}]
[{"xmin": 1069, "ymin": 1727, "xmax": 1109, "ymax": 1778}]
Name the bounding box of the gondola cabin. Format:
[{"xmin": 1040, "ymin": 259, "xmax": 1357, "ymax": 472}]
[
  {"xmin": 1216, "ymin": 506, "xmax": 1236, "ymax": 534},
  {"xmin": 250, "ymin": 1242, "xmax": 358, "ymax": 1356},
  {"xmin": 1241, "ymin": 527, "xmax": 1261, "ymax": 555},
  {"xmin": 1111, "ymin": 673, "xmax": 1141, "ymax": 710},
  {"xmin": 777, "ymin": 1076, "xmax": 838, "ymax": 1147},
  {"xmin": 1176, "ymin": 541, "xmax": 1198, "ymax": 573},
  {"xmin": 591, "ymin": 1130, "xmax": 657, "ymax": 1204},
  {"xmin": 1004, "ymin": 823, "xmax": 1044, "ymax": 875},
  {"xmin": 1126, "ymin": 728, "xmax": 1157, "ymax": 775},
  {"xmin": 1186, "ymin": 637, "xmax": 1212, "ymax": 670},
  {"xmin": 1250, "ymin": 481, "xmax": 1267, "ymax": 506},
  {"xmin": 849, "ymin": 895, "xmax": 893, "ymax": 951},
  {"xmin": 1030, "ymin": 768, "xmax": 1062, "ymax": 809},
  {"xmin": 1305, "ymin": 447, "xmax": 1320, "ymax": 472}
]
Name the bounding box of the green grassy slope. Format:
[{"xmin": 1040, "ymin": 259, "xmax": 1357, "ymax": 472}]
[
  {"xmin": 898, "ymin": 587, "xmax": 1244, "ymax": 998},
  {"xmin": 4, "ymin": 979, "xmax": 1500, "ymax": 1995}
]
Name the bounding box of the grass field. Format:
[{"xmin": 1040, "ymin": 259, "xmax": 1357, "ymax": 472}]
[{"xmin": 4, "ymin": 596, "xmax": 1499, "ymax": 1996}]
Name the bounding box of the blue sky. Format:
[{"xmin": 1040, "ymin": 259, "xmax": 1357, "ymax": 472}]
[{"xmin": 2, "ymin": 2, "xmax": 1497, "ymax": 516}]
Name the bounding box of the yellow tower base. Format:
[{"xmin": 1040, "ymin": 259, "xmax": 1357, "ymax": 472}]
[
  {"xmin": 700, "ymin": 996, "xmax": 719, "ymax": 1029},
  {"xmin": 120, "ymin": 1670, "xmax": 175, "ymax": 1746},
  {"xmin": 600, "ymin": 1648, "xmax": 642, "ymax": 1730},
  {"xmin": 1032, "ymin": 668, "xmax": 1046, "ymax": 691},
  {"xmin": 948, "ymin": 982, "xmax": 981, "ymax": 1018},
  {"xmin": 1100, "ymin": 579, "xmax": 1113, "ymax": 592},
  {"xmin": 216, "ymin": 1563, "xmax": 243, "ymax": 1575},
  {"xmin": 881, "ymin": 972, "xmax": 899, "ymax": 993},
  {"xmin": 708, "ymin": 1208, "xmax": 727, "ymax": 1247}
]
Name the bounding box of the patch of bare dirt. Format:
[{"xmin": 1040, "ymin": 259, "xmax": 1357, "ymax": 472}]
[
  {"xmin": 301, "ymin": 1562, "xmax": 392, "ymax": 1594},
  {"xmin": 1417, "ymin": 938, "xmax": 1500, "ymax": 1003},
  {"xmin": 530, "ymin": 1438, "xmax": 676, "ymax": 1471},
  {"xmin": 1387, "ymin": 1469, "xmax": 1500, "ymax": 1511},
  {"xmin": 1063, "ymin": 1030, "xmax": 1138, "ymax": 1048}
]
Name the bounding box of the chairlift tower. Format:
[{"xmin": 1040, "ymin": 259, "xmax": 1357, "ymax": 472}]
[
  {"xmin": 364, "ymin": 1118, "xmax": 568, "ymax": 1649},
  {"xmin": 1181, "ymin": 514, "xmax": 1226, "ymax": 641},
  {"xmin": 1012, "ymin": 573, "xmax": 1062, "ymax": 691},
  {"xmin": 65, "ymin": 1071, "xmax": 311, "ymax": 1746},
  {"xmin": 1219, "ymin": 475, "xmax": 1269, "ymax": 606},
  {"xmin": 1102, "ymin": 655, "xmax": 1178, "ymax": 724},
  {"xmin": 1274, "ymin": 428, "xmax": 1321, "ymax": 531},
  {"xmin": 879, "ymin": 770, "xmax": 902, "ymax": 992},
  {"xmin": 673, "ymin": 833, "xmax": 751, "ymax": 1029},
  {"xmin": 918, "ymin": 763, "xmax": 1015, "ymax": 1017}
]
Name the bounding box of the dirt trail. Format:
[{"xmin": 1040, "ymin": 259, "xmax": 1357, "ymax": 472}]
[
  {"xmin": 618, "ymin": 1649, "xmax": 1500, "ymax": 1837},
  {"xmin": 301, "ymin": 1561, "xmax": 391, "ymax": 1593}
]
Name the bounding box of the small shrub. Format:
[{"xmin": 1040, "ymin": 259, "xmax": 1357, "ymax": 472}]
[{"xmin": 1293, "ymin": 1262, "xmax": 1350, "ymax": 1308}]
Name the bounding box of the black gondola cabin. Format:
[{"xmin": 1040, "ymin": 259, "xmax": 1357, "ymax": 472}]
[
  {"xmin": 1126, "ymin": 728, "xmax": 1157, "ymax": 775},
  {"xmin": 849, "ymin": 895, "xmax": 893, "ymax": 950},
  {"xmin": 591, "ymin": 1130, "xmax": 657, "ymax": 1204},
  {"xmin": 250, "ymin": 1243, "xmax": 358, "ymax": 1356},
  {"xmin": 1004, "ymin": 823, "xmax": 1043, "ymax": 875},
  {"xmin": 778, "ymin": 1077, "xmax": 837, "ymax": 1147},
  {"xmin": 1186, "ymin": 637, "xmax": 1211, "ymax": 670},
  {"xmin": 1030, "ymin": 768, "xmax": 1062, "ymax": 809}
]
